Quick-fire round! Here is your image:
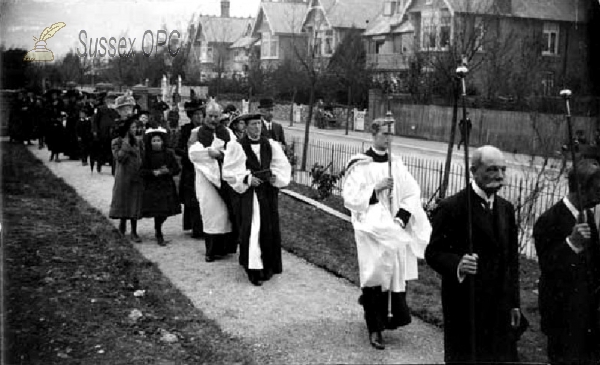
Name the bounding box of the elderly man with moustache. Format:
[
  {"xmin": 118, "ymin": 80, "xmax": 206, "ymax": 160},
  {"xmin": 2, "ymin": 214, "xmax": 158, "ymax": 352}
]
[{"xmin": 425, "ymin": 145, "xmax": 524, "ymax": 364}]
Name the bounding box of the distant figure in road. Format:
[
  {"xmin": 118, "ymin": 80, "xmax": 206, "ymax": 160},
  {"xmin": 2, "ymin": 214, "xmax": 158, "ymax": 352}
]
[
  {"xmin": 223, "ymin": 113, "xmax": 291, "ymax": 286},
  {"xmin": 259, "ymin": 98, "xmax": 286, "ymax": 149},
  {"xmin": 457, "ymin": 116, "xmax": 472, "ymax": 151},
  {"xmin": 425, "ymin": 145, "xmax": 524, "ymax": 364},
  {"xmin": 140, "ymin": 127, "xmax": 181, "ymax": 246},
  {"xmin": 109, "ymin": 94, "xmax": 143, "ymax": 243},
  {"xmin": 533, "ymin": 159, "xmax": 600, "ymax": 365},
  {"xmin": 91, "ymin": 92, "xmax": 119, "ymax": 173},
  {"xmin": 342, "ymin": 119, "xmax": 432, "ymax": 350}
]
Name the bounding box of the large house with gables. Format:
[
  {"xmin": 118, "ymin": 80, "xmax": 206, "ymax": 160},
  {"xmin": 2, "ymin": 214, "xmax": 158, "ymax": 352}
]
[
  {"xmin": 364, "ymin": 0, "xmax": 593, "ymax": 98},
  {"xmin": 251, "ymin": 0, "xmax": 309, "ymax": 69},
  {"xmin": 301, "ymin": 0, "xmax": 382, "ymax": 62},
  {"xmin": 185, "ymin": 0, "xmax": 254, "ymax": 81}
]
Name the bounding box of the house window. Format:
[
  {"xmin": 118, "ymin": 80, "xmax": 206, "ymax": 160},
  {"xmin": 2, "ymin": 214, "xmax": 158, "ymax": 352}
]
[
  {"xmin": 542, "ymin": 22, "xmax": 559, "ymax": 55},
  {"xmin": 421, "ymin": 10, "xmax": 451, "ymax": 51},
  {"xmin": 313, "ymin": 37, "xmax": 322, "ymax": 56},
  {"xmin": 261, "ymin": 32, "xmax": 279, "ymax": 59},
  {"xmin": 324, "ymin": 30, "xmax": 334, "ymax": 55},
  {"xmin": 200, "ymin": 45, "xmax": 213, "ymax": 63},
  {"xmin": 384, "ymin": 1, "xmax": 397, "ymax": 16},
  {"xmin": 541, "ymin": 72, "xmax": 554, "ymax": 95}
]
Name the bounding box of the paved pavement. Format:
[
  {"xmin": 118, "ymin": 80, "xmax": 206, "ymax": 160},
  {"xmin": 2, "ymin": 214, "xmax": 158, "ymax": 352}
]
[{"xmin": 27, "ymin": 145, "xmax": 444, "ymax": 364}]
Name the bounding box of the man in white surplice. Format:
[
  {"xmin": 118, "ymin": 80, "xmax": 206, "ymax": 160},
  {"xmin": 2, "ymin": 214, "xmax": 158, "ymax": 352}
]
[
  {"xmin": 188, "ymin": 100, "xmax": 236, "ymax": 262},
  {"xmin": 342, "ymin": 120, "xmax": 432, "ymax": 350},
  {"xmin": 223, "ymin": 114, "xmax": 291, "ymax": 286}
]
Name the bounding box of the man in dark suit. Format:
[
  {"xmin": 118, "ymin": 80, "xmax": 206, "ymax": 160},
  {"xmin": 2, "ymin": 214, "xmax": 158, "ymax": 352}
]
[
  {"xmin": 258, "ymin": 98, "xmax": 286, "ymax": 149},
  {"xmin": 425, "ymin": 145, "xmax": 523, "ymax": 364},
  {"xmin": 533, "ymin": 158, "xmax": 600, "ymax": 365}
]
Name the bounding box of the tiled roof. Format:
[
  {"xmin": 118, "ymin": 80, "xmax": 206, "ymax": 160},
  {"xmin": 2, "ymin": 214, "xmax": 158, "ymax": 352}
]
[
  {"xmin": 510, "ymin": 0, "xmax": 588, "ymax": 22},
  {"xmin": 316, "ymin": 0, "xmax": 382, "ymax": 29},
  {"xmin": 260, "ymin": 2, "xmax": 308, "ymax": 34},
  {"xmin": 445, "ymin": 0, "xmax": 588, "ymax": 21},
  {"xmin": 193, "ymin": 16, "xmax": 254, "ymax": 44}
]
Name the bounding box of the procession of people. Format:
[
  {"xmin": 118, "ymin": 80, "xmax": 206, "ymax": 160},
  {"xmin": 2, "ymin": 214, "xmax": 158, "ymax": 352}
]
[{"xmin": 6, "ymin": 86, "xmax": 600, "ymax": 364}]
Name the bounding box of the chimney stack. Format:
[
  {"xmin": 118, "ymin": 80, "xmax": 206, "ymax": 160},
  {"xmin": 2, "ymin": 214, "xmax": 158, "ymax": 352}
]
[{"xmin": 221, "ymin": 0, "xmax": 230, "ymax": 18}]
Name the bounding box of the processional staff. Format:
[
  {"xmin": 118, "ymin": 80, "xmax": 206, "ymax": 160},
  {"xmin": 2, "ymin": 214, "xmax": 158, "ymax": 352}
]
[
  {"xmin": 561, "ymin": 89, "xmax": 584, "ymax": 222},
  {"xmin": 456, "ymin": 63, "xmax": 476, "ymax": 361}
]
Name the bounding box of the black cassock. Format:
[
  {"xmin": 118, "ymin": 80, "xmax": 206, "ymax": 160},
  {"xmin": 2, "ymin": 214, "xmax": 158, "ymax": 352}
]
[{"xmin": 223, "ymin": 135, "xmax": 291, "ymax": 278}]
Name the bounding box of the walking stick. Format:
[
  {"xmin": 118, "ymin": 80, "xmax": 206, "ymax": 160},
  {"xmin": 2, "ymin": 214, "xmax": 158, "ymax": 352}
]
[
  {"xmin": 561, "ymin": 89, "xmax": 584, "ymax": 222},
  {"xmin": 456, "ymin": 64, "xmax": 476, "ymax": 361}
]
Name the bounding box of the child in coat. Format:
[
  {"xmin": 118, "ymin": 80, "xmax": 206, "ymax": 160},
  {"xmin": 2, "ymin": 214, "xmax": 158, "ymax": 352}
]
[{"xmin": 140, "ymin": 127, "xmax": 182, "ymax": 246}]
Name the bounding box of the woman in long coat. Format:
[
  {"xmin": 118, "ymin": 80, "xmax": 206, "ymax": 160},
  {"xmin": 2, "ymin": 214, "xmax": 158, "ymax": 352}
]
[
  {"xmin": 109, "ymin": 114, "xmax": 143, "ymax": 242},
  {"xmin": 140, "ymin": 127, "xmax": 181, "ymax": 245}
]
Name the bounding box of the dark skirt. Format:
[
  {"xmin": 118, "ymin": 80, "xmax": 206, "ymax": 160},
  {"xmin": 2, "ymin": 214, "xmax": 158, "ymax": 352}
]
[{"xmin": 141, "ymin": 177, "xmax": 181, "ymax": 218}]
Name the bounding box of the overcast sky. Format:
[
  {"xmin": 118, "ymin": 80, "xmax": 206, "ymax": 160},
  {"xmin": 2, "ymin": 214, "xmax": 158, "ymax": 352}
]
[{"xmin": 0, "ymin": 0, "xmax": 261, "ymax": 58}]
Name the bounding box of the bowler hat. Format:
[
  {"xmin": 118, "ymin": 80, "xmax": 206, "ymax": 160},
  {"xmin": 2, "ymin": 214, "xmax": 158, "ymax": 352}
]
[
  {"xmin": 258, "ymin": 98, "xmax": 274, "ymax": 109},
  {"xmin": 184, "ymin": 99, "xmax": 205, "ymax": 118}
]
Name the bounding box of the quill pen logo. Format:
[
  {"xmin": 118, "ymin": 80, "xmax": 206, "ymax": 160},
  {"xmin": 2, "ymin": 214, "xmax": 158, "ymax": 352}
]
[{"xmin": 23, "ymin": 22, "xmax": 66, "ymax": 62}]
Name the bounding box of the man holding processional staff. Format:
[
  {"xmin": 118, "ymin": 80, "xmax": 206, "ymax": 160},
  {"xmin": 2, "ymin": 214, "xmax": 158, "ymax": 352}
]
[{"xmin": 342, "ymin": 118, "xmax": 431, "ymax": 350}]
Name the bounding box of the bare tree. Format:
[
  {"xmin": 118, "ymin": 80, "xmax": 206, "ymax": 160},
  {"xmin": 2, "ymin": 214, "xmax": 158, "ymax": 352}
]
[{"xmin": 412, "ymin": 3, "xmax": 519, "ymax": 199}]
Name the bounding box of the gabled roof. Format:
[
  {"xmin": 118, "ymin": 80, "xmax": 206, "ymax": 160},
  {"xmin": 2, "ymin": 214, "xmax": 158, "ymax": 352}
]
[
  {"xmin": 253, "ymin": 2, "xmax": 308, "ymax": 35},
  {"xmin": 307, "ymin": 0, "xmax": 382, "ymax": 29},
  {"xmin": 192, "ymin": 15, "xmax": 254, "ymax": 44},
  {"xmin": 364, "ymin": 0, "xmax": 588, "ymax": 37}
]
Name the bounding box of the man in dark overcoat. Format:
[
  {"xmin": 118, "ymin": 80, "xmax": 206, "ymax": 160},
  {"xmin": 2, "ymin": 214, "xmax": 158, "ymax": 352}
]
[
  {"xmin": 175, "ymin": 98, "xmax": 205, "ymax": 238},
  {"xmin": 533, "ymin": 158, "xmax": 600, "ymax": 365},
  {"xmin": 258, "ymin": 98, "xmax": 286, "ymax": 148},
  {"xmin": 425, "ymin": 145, "xmax": 523, "ymax": 364},
  {"xmin": 91, "ymin": 92, "xmax": 119, "ymax": 173}
]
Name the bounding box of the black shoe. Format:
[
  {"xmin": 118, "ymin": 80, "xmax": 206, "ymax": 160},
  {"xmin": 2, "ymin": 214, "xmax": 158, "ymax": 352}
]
[
  {"xmin": 131, "ymin": 233, "xmax": 142, "ymax": 243},
  {"xmin": 369, "ymin": 332, "xmax": 385, "ymax": 350},
  {"xmin": 191, "ymin": 231, "xmax": 204, "ymax": 239},
  {"xmin": 156, "ymin": 234, "xmax": 166, "ymax": 246},
  {"xmin": 250, "ymin": 278, "xmax": 262, "ymax": 286},
  {"xmin": 205, "ymin": 255, "xmax": 215, "ymax": 262}
]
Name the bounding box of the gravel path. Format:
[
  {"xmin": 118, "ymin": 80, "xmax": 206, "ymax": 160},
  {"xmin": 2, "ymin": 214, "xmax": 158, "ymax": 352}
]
[{"xmin": 28, "ymin": 146, "xmax": 444, "ymax": 364}]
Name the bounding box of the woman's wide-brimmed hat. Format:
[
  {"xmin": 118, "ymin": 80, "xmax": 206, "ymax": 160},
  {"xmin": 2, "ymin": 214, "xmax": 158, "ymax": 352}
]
[{"xmin": 114, "ymin": 93, "xmax": 136, "ymax": 109}]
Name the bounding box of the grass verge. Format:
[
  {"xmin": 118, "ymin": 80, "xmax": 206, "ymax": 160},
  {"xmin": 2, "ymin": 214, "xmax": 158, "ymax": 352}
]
[
  {"xmin": 3, "ymin": 142, "xmax": 257, "ymax": 365},
  {"xmin": 281, "ymin": 181, "xmax": 547, "ymax": 363}
]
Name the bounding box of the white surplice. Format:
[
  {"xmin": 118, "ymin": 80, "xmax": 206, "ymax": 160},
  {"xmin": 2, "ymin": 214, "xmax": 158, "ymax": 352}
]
[
  {"xmin": 342, "ymin": 151, "xmax": 432, "ymax": 292},
  {"xmin": 188, "ymin": 128, "xmax": 232, "ymax": 235},
  {"xmin": 222, "ymin": 139, "xmax": 291, "ymax": 269}
]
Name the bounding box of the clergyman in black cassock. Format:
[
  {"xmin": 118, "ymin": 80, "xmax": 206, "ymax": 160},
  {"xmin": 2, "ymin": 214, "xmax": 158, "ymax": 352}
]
[{"xmin": 223, "ymin": 114, "xmax": 291, "ymax": 286}]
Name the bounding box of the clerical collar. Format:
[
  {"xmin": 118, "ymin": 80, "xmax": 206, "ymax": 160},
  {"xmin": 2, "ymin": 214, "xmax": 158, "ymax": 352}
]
[
  {"xmin": 471, "ymin": 181, "xmax": 495, "ymax": 209},
  {"xmin": 365, "ymin": 147, "xmax": 388, "ymax": 162},
  {"xmin": 247, "ymin": 136, "xmax": 261, "ymax": 144}
]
